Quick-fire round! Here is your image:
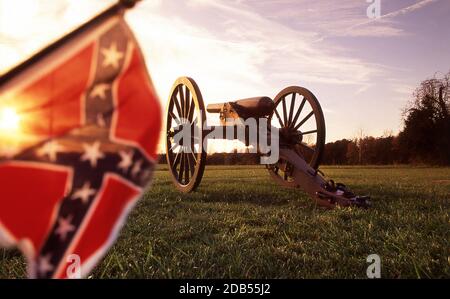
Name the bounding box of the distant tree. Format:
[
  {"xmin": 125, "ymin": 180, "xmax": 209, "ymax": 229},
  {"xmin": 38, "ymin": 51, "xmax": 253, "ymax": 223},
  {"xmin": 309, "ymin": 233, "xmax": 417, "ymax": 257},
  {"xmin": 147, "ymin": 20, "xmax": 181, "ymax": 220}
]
[
  {"xmin": 346, "ymin": 141, "xmax": 359, "ymax": 164},
  {"xmin": 355, "ymin": 128, "xmax": 366, "ymax": 164},
  {"xmin": 323, "ymin": 139, "xmax": 351, "ymax": 164},
  {"xmin": 391, "ymin": 135, "xmax": 405, "ymax": 164},
  {"xmin": 375, "ymin": 136, "xmax": 395, "ymax": 164},
  {"xmin": 359, "ymin": 137, "xmax": 377, "ymax": 164},
  {"xmin": 335, "ymin": 139, "xmax": 352, "ymax": 164},
  {"xmin": 399, "ymin": 71, "xmax": 450, "ymax": 164}
]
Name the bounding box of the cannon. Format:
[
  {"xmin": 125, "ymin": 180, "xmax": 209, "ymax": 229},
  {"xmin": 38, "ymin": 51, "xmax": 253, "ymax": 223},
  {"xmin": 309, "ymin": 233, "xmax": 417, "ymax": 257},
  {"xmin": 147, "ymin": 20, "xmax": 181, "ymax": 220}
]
[{"xmin": 165, "ymin": 77, "xmax": 370, "ymax": 208}]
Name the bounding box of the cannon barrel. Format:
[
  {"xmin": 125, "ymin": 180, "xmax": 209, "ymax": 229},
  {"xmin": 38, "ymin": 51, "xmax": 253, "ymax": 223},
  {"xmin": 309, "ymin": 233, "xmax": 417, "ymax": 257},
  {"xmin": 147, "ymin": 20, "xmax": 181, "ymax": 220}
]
[{"xmin": 206, "ymin": 103, "xmax": 223, "ymax": 113}]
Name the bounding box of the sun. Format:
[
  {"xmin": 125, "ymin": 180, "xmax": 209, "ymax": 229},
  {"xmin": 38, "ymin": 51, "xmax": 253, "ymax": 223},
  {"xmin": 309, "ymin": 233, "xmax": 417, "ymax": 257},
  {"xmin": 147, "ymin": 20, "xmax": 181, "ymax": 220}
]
[{"xmin": 0, "ymin": 107, "xmax": 21, "ymax": 132}]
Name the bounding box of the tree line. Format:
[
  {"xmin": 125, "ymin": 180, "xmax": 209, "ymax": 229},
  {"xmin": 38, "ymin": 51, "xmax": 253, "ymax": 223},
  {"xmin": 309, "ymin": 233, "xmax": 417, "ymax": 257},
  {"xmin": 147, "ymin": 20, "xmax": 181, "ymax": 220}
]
[
  {"xmin": 323, "ymin": 135, "xmax": 404, "ymax": 165},
  {"xmin": 324, "ymin": 71, "xmax": 449, "ymax": 165}
]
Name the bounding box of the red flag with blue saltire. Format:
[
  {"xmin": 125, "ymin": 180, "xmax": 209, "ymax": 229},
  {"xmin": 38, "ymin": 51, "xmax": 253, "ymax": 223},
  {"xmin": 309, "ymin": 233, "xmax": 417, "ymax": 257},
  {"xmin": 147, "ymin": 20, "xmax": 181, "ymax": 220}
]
[{"xmin": 0, "ymin": 1, "xmax": 161, "ymax": 278}]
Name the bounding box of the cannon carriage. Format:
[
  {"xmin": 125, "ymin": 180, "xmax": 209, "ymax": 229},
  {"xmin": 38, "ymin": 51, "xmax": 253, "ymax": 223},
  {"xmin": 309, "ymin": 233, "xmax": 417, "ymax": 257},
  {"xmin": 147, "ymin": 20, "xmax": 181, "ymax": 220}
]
[{"xmin": 165, "ymin": 77, "xmax": 370, "ymax": 208}]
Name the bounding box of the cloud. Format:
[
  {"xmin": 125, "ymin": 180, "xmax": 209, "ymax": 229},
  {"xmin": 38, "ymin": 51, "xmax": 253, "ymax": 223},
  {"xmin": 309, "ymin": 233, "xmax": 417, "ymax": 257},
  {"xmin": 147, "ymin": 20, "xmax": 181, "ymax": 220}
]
[
  {"xmin": 380, "ymin": 0, "xmax": 439, "ymax": 19},
  {"xmin": 243, "ymin": 0, "xmax": 440, "ymax": 38},
  {"xmin": 391, "ymin": 82, "xmax": 416, "ymax": 96},
  {"xmin": 0, "ymin": 0, "xmax": 392, "ymax": 98},
  {"xmin": 126, "ymin": 0, "xmax": 384, "ymax": 106}
]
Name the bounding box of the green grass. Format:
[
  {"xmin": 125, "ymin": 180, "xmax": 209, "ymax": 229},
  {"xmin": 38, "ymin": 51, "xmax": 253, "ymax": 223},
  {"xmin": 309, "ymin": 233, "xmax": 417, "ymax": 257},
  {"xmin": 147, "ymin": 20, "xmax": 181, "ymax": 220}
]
[{"xmin": 1, "ymin": 165, "xmax": 449, "ymax": 278}]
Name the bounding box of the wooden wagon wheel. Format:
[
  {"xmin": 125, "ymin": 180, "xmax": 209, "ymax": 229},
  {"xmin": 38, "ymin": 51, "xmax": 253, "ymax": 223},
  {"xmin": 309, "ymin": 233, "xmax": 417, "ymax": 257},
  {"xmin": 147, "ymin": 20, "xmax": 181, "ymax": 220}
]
[
  {"xmin": 267, "ymin": 86, "xmax": 326, "ymax": 187},
  {"xmin": 166, "ymin": 77, "xmax": 206, "ymax": 192}
]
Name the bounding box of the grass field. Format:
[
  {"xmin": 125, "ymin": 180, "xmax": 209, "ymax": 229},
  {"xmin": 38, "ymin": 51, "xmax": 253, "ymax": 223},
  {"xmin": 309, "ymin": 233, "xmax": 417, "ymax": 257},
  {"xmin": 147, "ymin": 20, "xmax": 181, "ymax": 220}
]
[{"xmin": 1, "ymin": 165, "xmax": 449, "ymax": 278}]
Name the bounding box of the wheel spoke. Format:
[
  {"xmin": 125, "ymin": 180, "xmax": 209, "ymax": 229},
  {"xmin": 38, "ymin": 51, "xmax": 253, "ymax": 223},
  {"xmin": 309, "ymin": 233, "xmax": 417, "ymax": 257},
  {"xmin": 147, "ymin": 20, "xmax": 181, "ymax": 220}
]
[
  {"xmin": 185, "ymin": 88, "xmax": 190, "ymax": 119},
  {"xmin": 169, "ymin": 110, "xmax": 180, "ymax": 125},
  {"xmin": 190, "ymin": 151, "xmax": 197, "ymax": 164},
  {"xmin": 294, "ymin": 110, "xmax": 314, "ymax": 130},
  {"xmin": 301, "ymin": 129, "xmax": 317, "ymax": 135},
  {"xmin": 172, "ymin": 94, "xmax": 182, "ymax": 119},
  {"xmin": 282, "ymin": 97, "xmax": 288, "ymax": 127},
  {"xmin": 184, "ymin": 153, "xmax": 190, "ymax": 183},
  {"xmin": 274, "ymin": 108, "xmax": 284, "ymax": 127},
  {"xmin": 172, "ymin": 151, "xmax": 181, "ymax": 169},
  {"xmin": 288, "ymin": 93, "xmax": 296, "ymax": 125},
  {"xmin": 179, "ymin": 85, "xmax": 185, "ymax": 118},
  {"xmin": 187, "ymin": 97, "xmax": 195, "ymax": 122},
  {"xmin": 178, "ymin": 153, "xmax": 185, "ymax": 182},
  {"xmin": 187, "ymin": 152, "xmax": 195, "ymax": 176},
  {"xmin": 291, "ymin": 96, "xmax": 306, "ymax": 128},
  {"xmin": 185, "ymin": 140, "xmax": 194, "ymax": 156}
]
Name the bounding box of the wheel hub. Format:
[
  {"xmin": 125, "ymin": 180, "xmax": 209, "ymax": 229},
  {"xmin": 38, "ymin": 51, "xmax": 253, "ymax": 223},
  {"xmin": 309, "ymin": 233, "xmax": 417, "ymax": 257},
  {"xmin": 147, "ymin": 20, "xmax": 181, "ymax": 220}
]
[{"xmin": 279, "ymin": 127, "xmax": 303, "ymax": 145}]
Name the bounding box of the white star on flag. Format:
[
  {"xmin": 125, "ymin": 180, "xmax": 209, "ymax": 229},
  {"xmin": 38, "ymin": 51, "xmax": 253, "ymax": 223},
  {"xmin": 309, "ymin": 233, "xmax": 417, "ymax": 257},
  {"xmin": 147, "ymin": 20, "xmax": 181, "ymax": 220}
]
[
  {"xmin": 90, "ymin": 83, "xmax": 110, "ymax": 100},
  {"xmin": 97, "ymin": 113, "xmax": 106, "ymax": 127},
  {"xmin": 118, "ymin": 150, "xmax": 133, "ymax": 172},
  {"xmin": 131, "ymin": 159, "xmax": 143, "ymax": 177},
  {"xmin": 71, "ymin": 182, "xmax": 96, "ymax": 204},
  {"xmin": 101, "ymin": 42, "xmax": 124, "ymax": 69},
  {"xmin": 81, "ymin": 141, "xmax": 105, "ymax": 168},
  {"xmin": 37, "ymin": 140, "xmax": 65, "ymax": 162},
  {"xmin": 37, "ymin": 254, "xmax": 54, "ymax": 276},
  {"xmin": 55, "ymin": 216, "xmax": 76, "ymax": 241}
]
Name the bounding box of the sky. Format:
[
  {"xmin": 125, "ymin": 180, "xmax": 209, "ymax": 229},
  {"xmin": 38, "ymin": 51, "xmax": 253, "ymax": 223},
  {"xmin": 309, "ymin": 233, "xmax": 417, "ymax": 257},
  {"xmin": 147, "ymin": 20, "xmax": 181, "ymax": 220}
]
[{"xmin": 0, "ymin": 0, "xmax": 449, "ymax": 147}]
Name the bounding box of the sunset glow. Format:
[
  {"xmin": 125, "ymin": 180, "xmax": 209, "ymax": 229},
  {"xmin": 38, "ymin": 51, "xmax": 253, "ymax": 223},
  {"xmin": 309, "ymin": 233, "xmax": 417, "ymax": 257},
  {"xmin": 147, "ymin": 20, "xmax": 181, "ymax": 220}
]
[{"xmin": 0, "ymin": 107, "xmax": 20, "ymax": 132}]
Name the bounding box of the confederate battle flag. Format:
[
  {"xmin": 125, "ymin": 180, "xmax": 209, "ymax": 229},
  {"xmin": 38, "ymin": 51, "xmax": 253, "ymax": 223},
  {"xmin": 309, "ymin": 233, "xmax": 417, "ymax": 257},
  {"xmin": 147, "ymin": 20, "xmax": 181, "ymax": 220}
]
[{"xmin": 0, "ymin": 2, "xmax": 161, "ymax": 278}]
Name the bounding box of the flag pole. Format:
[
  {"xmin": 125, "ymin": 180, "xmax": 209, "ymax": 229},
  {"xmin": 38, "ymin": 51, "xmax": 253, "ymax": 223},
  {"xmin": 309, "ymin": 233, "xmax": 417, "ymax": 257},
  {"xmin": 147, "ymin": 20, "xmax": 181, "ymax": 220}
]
[{"xmin": 0, "ymin": 0, "xmax": 141, "ymax": 88}]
